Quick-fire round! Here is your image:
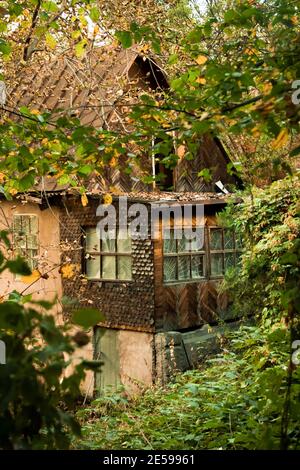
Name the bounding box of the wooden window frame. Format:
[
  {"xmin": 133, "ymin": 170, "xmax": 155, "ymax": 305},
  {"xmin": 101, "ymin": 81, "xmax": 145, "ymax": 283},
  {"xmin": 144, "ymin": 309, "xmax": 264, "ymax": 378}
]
[
  {"xmin": 12, "ymin": 214, "xmax": 39, "ymax": 271},
  {"xmin": 163, "ymin": 227, "xmax": 207, "ymax": 285},
  {"xmin": 84, "ymin": 227, "xmax": 133, "ymax": 282},
  {"xmin": 163, "ymin": 226, "xmax": 242, "ymax": 285},
  {"xmin": 208, "ymin": 226, "xmax": 241, "ymax": 280}
]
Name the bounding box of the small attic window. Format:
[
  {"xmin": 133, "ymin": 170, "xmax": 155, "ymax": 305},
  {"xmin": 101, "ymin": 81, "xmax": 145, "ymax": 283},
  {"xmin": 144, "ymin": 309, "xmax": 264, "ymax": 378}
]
[
  {"xmin": 152, "ymin": 138, "xmax": 175, "ymax": 191},
  {"xmin": 155, "ymin": 157, "xmax": 174, "ymax": 191}
]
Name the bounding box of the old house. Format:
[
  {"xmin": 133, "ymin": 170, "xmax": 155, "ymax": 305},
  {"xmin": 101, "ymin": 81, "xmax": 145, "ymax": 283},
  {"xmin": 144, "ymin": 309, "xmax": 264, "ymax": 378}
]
[{"xmin": 1, "ymin": 45, "xmax": 242, "ymax": 395}]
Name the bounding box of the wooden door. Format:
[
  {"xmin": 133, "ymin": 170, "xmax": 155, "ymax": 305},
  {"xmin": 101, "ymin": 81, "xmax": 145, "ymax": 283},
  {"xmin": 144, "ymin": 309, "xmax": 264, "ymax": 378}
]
[{"xmin": 94, "ymin": 328, "xmax": 120, "ymax": 395}]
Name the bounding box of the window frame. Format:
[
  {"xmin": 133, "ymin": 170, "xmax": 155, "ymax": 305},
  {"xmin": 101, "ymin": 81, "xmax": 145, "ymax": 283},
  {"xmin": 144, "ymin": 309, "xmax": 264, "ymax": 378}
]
[
  {"xmin": 162, "ymin": 226, "xmax": 242, "ymax": 285},
  {"xmin": 12, "ymin": 214, "xmax": 39, "ymax": 271},
  {"xmin": 163, "ymin": 227, "xmax": 207, "ymax": 285},
  {"xmin": 84, "ymin": 226, "xmax": 133, "ymax": 282},
  {"xmin": 208, "ymin": 226, "xmax": 241, "ymax": 280}
]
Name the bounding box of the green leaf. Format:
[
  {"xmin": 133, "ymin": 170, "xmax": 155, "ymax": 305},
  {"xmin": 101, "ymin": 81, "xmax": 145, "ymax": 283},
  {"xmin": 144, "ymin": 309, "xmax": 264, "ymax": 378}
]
[
  {"xmin": 0, "ymin": 39, "xmax": 11, "ymax": 56},
  {"xmin": 72, "ymin": 308, "xmax": 105, "ymax": 328},
  {"xmin": 6, "ymin": 257, "xmax": 32, "ymax": 275},
  {"xmin": 115, "ymin": 31, "xmax": 132, "ymax": 49},
  {"xmin": 290, "ymin": 146, "xmax": 300, "ymax": 157},
  {"xmin": 89, "ymin": 7, "xmax": 100, "ymax": 22}
]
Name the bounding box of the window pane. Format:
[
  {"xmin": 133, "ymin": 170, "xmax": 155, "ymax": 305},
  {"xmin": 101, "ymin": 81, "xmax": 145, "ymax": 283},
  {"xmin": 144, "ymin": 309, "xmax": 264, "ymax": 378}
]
[
  {"xmin": 118, "ymin": 256, "xmax": 132, "ymax": 280},
  {"xmin": 178, "ymin": 256, "xmax": 190, "ymax": 280},
  {"xmin": 236, "ymin": 234, "xmax": 243, "ymax": 249},
  {"xmin": 86, "ymin": 228, "xmax": 100, "ymax": 252},
  {"xmin": 102, "ymin": 255, "xmax": 116, "ymax": 279},
  {"xmin": 15, "ymin": 235, "xmax": 26, "ymax": 249},
  {"xmin": 210, "ymin": 229, "xmax": 223, "ymax": 250},
  {"xmin": 224, "ymin": 229, "xmax": 234, "ymax": 249},
  {"xmin": 102, "ymin": 237, "xmax": 116, "ymax": 253},
  {"xmin": 27, "ymin": 234, "xmax": 38, "ymax": 250},
  {"xmin": 211, "ymin": 253, "xmax": 223, "ymax": 276},
  {"xmin": 191, "ymin": 255, "xmax": 205, "ymax": 279},
  {"xmin": 178, "ymin": 233, "xmax": 191, "ymax": 253},
  {"xmin": 29, "ymin": 215, "xmax": 38, "ymax": 234},
  {"xmin": 117, "ymin": 228, "xmax": 131, "ymax": 253},
  {"xmin": 86, "ymin": 256, "xmax": 100, "ymax": 279},
  {"xmin": 21, "ymin": 215, "xmax": 30, "ymax": 235},
  {"xmin": 225, "ymin": 253, "xmax": 235, "ymax": 272},
  {"xmin": 28, "ymin": 249, "xmax": 38, "ymax": 270},
  {"xmin": 163, "ymin": 229, "xmax": 177, "ymax": 254},
  {"xmin": 164, "ymin": 256, "xmax": 177, "ymax": 282}
]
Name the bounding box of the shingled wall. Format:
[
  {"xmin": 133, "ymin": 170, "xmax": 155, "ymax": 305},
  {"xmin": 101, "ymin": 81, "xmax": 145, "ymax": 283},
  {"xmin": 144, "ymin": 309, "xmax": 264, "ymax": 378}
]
[{"xmin": 60, "ymin": 196, "xmax": 155, "ymax": 332}]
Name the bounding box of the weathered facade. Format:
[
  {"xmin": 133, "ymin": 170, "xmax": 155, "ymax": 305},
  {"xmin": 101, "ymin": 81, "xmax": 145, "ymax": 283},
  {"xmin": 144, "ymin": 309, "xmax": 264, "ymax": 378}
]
[{"xmin": 1, "ymin": 44, "xmax": 243, "ymax": 395}]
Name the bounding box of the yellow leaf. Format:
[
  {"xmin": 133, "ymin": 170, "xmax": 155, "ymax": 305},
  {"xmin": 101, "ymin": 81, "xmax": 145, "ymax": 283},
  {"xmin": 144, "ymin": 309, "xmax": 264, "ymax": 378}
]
[
  {"xmin": 102, "ymin": 193, "xmax": 113, "ymax": 205},
  {"xmin": 31, "ymin": 109, "xmax": 40, "ymax": 115},
  {"xmin": 196, "ymin": 77, "xmax": 206, "ymax": 85},
  {"xmin": 177, "ymin": 145, "xmax": 186, "ymax": 159},
  {"xmin": 45, "ymin": 33, "xmax": 57, "ymax": 49},
  {"xmin": 271, "ymin": 129, "xmax": 289, "ymax": 150},
  {"xmin": 263, "ymin": 82, "xmax": 272, "ymax": 95},
  {"xmin": 81, "ymin": 193, "xmax": 88, "ymax": 207},
  {"xmin": 60, "ymin": 264, "xmax": 75, "ymax": 279},
  {"xmin": 21, "ymin": 270, "xmax": 41, "ymax": 284},
  {"xmin": 251, "ymin": 126, "xmax": 261, "ymax": 138},
  {"xmin": 195, "ymin": 55, "xmax": 208, "ymax": 65},
  {"xmin": 0, "ymin": 172, "xmax": 6, "ymax": 183}
]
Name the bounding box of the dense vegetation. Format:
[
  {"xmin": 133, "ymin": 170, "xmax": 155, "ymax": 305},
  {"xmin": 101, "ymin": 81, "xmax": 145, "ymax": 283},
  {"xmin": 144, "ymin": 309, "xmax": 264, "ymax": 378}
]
[{"xmin": 0, "ymin": 0, "xmax": 299, "ymax": 450}]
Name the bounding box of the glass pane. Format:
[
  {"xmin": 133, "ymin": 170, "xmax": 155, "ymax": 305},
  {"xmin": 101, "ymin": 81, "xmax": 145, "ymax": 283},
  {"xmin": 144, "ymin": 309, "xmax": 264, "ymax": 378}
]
[
  {"xmin": 225, "ymin": 253, "xmax": 235, "ymax": 272},
  {"xmin": 27, "ymin": 234, "xmax": 38, "ymax": 250},
  {"xmin": 118, "ymin": 256, "xmax": 132, "ymax": 280},
  {"xmin": 224, "ymin": 230, "xmax": 235, "ymax": 249},
  {"xmin": 102, "ymin": 255, "xmax": 116, "ymax": 279},
  {"xmin": 13, "ymin": 215, "xmax": 22, "ymax": 234},
  {"xmin": 164, "ymin": 256, "xmax": 177, "ymax": 282},
  {"xmin": 210, "ymin": 229, "xmax": 223, "ymax": 250},
  {"xmin": 86, "ymin": 228, "xmax": 100, "ymax": 252},
  {"xmin": 236, "ymin": 234, "xmax": 243, "ymax": 249},
  {"xmin": 86, "ymin": 256, "xmax": 100, "ymax": 279},
  {"xmin": 117, "ymin": 228, "xmax": 131, "ymax": 253},
  {"xmin": 21, "ymin": 216, "xmax": 31, "ymax": 235},
  {"xmin": 29, "ymin": 215, "xmax": 38, "ymax": 234},
  {"xmin": 190, "ymin": 233, "xmax": 204, "ymax": 252},
  {"xmin": 178, "ymin": 256, "xmax": 190, "ymax": 280},
  {"xmin": 15, "ymin": 235, "xmax": 26, "ymax": 249},
  {"xmin": 102, "ymin": 237, "xmax": 116, "ymax": 253},
  {"xmin": 163, "ymin": 229, "xmax": 177, "ymax": 254},
  {"xmin": 178, "ymin": 233, "xmax": 191, "ymax": 253},
  {"xmin": 211, "ymin": 253, "xmax": 223, "ymax": 276},
  {"xmin": 191, "ymin": 255, "xmax": 205, "ymax": 279}
]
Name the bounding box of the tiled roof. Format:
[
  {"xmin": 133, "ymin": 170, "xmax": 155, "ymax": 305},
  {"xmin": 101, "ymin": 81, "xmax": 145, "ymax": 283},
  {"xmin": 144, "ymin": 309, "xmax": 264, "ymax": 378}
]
[{"xmin": 6, "ymin": 45, "xmax": 138, "ymax": 128}]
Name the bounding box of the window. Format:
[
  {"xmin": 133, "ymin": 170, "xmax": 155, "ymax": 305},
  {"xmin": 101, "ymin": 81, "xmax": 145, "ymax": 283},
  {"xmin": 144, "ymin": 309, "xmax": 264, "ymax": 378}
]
[
  {"xmin": 163, "ymin": 229, "xmax": 206, "ymax": 283},
  {"xmin": 163, "ymin": 226, "xmax": 242, "ymax": 285},
  {"xmin": 155, "ymin": 157, "xmax": 174, "ymax": 191},
  {"xmin": 13, "ymin": 214, "xmax": 39, "ymax": 270},
  {"xmin": 85, "ymin": 227, "xmax": 132, "ymax": 281},
  {"xmin": 209, "ymin": 227, "xmax": 241, "ymax": 278}
]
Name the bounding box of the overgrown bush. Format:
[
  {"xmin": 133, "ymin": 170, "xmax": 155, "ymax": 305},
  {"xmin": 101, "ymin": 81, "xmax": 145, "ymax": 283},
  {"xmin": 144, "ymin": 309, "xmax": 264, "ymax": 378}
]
[
  {"xmin": 75, "ymin": 324, "xmax": 299, "ymax": 450},
  {"xmin": 0, "ymin": 231, "xmax": 101, "ymax": 449}
]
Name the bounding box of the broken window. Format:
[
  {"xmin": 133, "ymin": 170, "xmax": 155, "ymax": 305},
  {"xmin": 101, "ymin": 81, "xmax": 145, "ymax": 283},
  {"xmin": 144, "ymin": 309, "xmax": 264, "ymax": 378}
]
[
  {"xmin": 85, "ymin": 227, "xmax": 132, "ymax": 281},
  {"xmin": 163, "ymin": 229, "xmax": 206, "ymax": 284},
  {"xmin": 209, "ymin": 227, "xmax": 241, "ymax": 278},
  {"xmin": 13, "ymin": 214, "xmax": 39, "ymax": 270}
]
